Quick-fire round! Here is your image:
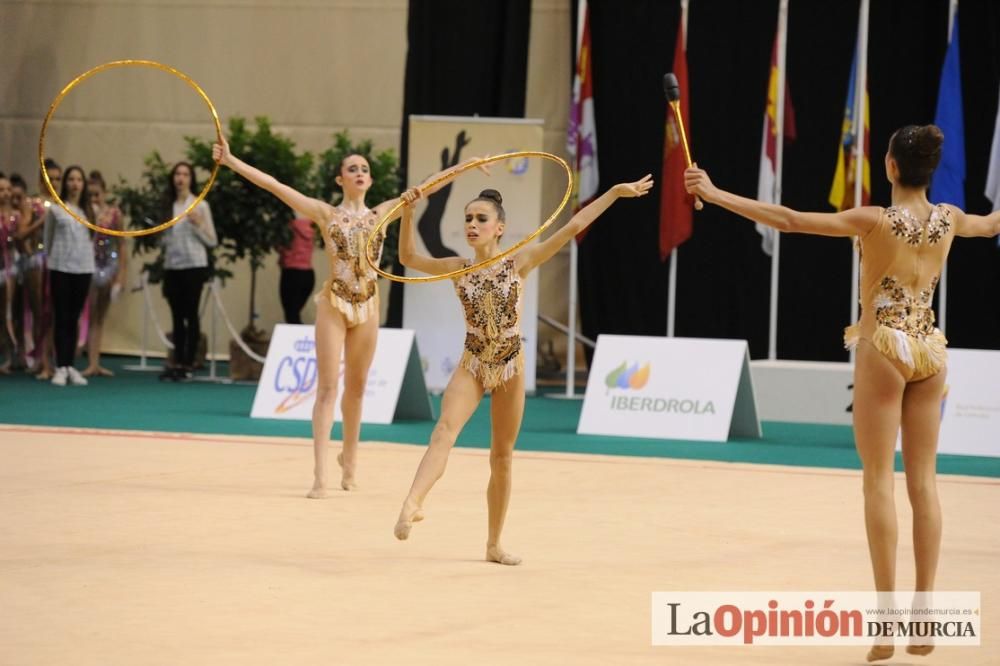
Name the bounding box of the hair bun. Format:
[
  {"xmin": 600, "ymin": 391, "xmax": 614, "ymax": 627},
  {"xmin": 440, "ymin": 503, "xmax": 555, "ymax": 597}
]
[
  {"xmin": 478, "ymin": 188, "xmax": 503, "ymax": 206},
  {"xmin": 914, "ymin": 125, "xmax": 944, "ymax": 156}
]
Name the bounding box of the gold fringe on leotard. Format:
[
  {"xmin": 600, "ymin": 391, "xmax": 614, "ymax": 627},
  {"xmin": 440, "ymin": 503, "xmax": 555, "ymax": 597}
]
[
  {"xmin": 844, "ymin": 323, "xmax": 948, "ymax": 378},
  {"xmin": 458, "ymin": 347, "xmax": 525, "ymax": 391},
  {"xmin": 313, "ymin": 278, "xmax": 378, "ymax": 327}
]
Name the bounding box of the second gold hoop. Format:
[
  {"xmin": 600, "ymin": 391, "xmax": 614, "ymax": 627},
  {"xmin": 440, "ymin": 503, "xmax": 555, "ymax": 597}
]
[
  {"xmin": 38, "ymin": 59, "xmax": 223, "ymax": 238},
  {"xmin": 365, "ymin": 151, "xmax": 574, "ymax": 284}
]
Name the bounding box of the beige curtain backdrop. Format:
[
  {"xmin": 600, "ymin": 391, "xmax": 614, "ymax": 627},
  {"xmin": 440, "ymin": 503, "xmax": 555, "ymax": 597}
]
[{"xmin": 0, "ymin": 0, "xmax": 572, "ymax": 362}]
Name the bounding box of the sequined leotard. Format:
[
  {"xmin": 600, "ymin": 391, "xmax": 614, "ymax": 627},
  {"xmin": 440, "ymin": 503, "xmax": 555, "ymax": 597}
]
[
  {"xmin": 452, "ymin": 256, "xmax": 524, "ymax": 390},
  {"xmin": 844, "ymin": 204, "xmax": 954, "ymax": 381},
  {"xmin": 92, "ymin": 205, "xmax": 122, "ymax": 288},
  {"xmin": 1, "ymin": 209, "xmax": 19, "ymax": 281},
  {"xmin": 316, "ymin": 206, "xmax": 384, "ymax": 326}
]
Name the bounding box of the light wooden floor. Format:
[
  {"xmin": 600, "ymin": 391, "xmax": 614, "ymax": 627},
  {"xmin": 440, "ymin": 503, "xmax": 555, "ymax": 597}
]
[{"xmin": 1, "ymin": 425, "xmax": 996, "ymax": 665}]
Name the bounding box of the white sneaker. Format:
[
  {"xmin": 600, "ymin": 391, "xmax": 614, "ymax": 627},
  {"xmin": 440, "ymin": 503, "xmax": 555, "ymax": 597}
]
[
  {"xmin": 67, "ymin": 366, "xmax": 88, "ymax": 386},
  {"xmin": 51, "ymin": 367, "xmax": 68, "ymax": 386}
]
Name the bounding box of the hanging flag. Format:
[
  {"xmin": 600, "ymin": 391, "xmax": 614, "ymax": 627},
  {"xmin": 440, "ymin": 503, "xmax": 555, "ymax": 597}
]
[
  {"xmin": 829, "ymin": 49, "xmax": 870, "ymax": 211},
  {"xmin": 987, "ymin": 83, "xmax": 1000, "ymax": 212},
  {"xmin": 755, "ymin": 31, "xmax": 797, "ymax": 256},
  {"xmin": 659, "ymin": 13, "xmax": 693, "ymax": 261},
  {"xmin": 930, "ymin": 14, "xmax": 965, "ymax": 208},
  {"xmin": 568, "ymin": 0, "xmax": 599, "ymax": 225},
  {"xmin": 987, "ymin": 83, "xmax": 1000, "ymax": 247}
]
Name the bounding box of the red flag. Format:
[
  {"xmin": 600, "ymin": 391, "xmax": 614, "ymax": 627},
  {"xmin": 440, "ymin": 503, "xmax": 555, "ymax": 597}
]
[{"xmin": 659, "ymin": 17, "xmax": 693, "ymax": 261}]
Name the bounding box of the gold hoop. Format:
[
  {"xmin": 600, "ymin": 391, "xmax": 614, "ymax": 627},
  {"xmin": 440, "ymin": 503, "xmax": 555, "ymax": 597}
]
[
  {"xmin": 366, "ymin": 151, "xmax": 573, "ymax": 283},
  {"xmin": 38, "ymin": 59, "xmax": 223, "ymax": 238}
]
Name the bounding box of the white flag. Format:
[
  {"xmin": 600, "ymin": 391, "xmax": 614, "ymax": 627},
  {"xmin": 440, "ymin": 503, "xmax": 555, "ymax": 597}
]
[
  {"xmin": 985, "ymin": 83, "xmax": 1000, "ymax": 212},
  {"xmin": 756, "ymin": 110, "xmax": 777, "ymax": 256}
]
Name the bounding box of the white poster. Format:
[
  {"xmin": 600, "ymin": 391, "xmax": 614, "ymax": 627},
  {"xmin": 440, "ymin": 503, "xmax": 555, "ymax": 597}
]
[
  {"xmin": 403, "ymin": 116, "xmax": 543, "ymax": 392},
  {"xmin": 938, "ymin": 348, "xmax": 1000, "ymax": 457},
  {"xmin": 578, "ymin": 335, "xmax": 761, "ymax": 442},
  {"xmin": 250, "ymin": 324, "xmax": 432, "ymax": 424}
]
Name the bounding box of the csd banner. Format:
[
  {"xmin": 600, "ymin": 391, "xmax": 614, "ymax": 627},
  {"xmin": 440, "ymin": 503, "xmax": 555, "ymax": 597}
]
[
  {"xmin": 250, "ymin": 325, "xmax": 433, "ymax": 424},
  {"xmin": 938, "ymin": 348, "xmax": 1000, "ymax": 457},
  {"xmin": 578, "ymin": 336, "xmax": 761, "ymax": 442},
  {"xmin": 403, "ymin": 115, "xmax": 543, "ymax": 392}
]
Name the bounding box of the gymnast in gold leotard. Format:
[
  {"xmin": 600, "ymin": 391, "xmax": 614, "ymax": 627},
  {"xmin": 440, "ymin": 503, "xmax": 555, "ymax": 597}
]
[
  {"xmin": 213, "ymin": 139, "xmax": 482, "ymax": 498},
  {"xmin": 392, "ymin": 176, "xmax": 654, "ymax": 565},
  {"xmin": 844, "ymin": 202, "xmax": 953, "ymax": 382},
  {"xmin": 685, "ymin": 124, "xmax": 1000, "ymax": 662}
]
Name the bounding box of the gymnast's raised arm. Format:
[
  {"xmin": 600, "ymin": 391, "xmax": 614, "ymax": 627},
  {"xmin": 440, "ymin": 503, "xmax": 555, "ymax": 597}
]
[{"xmin": 684, "ymin": 164, "xmax": 880, "ymax": 238}]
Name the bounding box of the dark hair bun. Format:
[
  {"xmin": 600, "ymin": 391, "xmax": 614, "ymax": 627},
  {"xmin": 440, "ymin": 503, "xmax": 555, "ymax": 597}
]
[
  {"xmin": 889, "ymin": 124, "xmax": 943, "ymax": 188},
  {"xmin": 913, "ymin": 125, "xmax": 944, "ymax": 156},
  {"xmin": 478, "ymin": 189, "xmax": 503, "ymax": 206}
]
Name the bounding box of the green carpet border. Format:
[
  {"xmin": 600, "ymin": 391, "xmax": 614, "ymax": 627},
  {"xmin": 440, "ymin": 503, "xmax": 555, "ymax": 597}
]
[{"xmin": 1, "ymin": 356, "xmax": 996, "ymax": 478}]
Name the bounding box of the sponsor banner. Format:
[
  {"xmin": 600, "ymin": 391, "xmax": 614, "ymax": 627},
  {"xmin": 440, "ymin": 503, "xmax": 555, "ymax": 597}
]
[
  {"xmin": 404, "ymin": 115, "xmax": 543, "ymax": 392},
  {"xmin": 578, "ymin": 335, "xmax": 760, "ymax": 441},
  {"xmin": 938, "ymin": 348, "xmax": 1000, "ymax": 457},
  {"xmin": 250, "ymin": 324, "xmax": 432, "ymax": 424},
  {"xmin": 652, "ymin": 591, "xmax": 981, "ymax": 646}
]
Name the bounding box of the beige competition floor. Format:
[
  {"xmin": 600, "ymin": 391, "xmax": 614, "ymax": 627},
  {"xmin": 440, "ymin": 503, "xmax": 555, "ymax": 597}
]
[{"xmin": 1, "ymin": 424, "xmax": 997, "ymax": 665}]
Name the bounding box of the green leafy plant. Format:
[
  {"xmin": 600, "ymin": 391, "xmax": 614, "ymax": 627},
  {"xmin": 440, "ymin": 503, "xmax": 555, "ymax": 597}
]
[
  {"xmin": 115, "ymin": 122, "xmax": 402, "ymax": 335},
  {"xmin": 186, "ymin": 116, "xmax": 313, "ymax": 334}
]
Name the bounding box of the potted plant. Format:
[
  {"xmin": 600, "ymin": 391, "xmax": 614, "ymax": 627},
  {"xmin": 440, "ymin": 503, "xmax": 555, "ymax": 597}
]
[{"xmin": 117, "ymin": 124, "xmax": 401, "ymax": 379}]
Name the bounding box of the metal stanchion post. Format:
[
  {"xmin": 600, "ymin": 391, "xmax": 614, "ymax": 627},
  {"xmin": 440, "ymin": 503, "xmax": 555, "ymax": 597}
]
[
  {"xmin": 124, "ymin": 275, "xmax": 163, "ymax": 372},
  {"xmin": 195, "ymin": 278, "xmax": 230, "ymax": 384}
]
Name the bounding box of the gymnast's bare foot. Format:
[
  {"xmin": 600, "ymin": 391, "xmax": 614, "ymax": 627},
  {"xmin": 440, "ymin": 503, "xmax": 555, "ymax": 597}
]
[
  {"xmin": 337, "ymin": 452, "xmax": 357, "ymax": 491},
  {"xmin": 486, "ymin": 544, "xmax": 522, "ymax": 566},
  {"xmin": 866, "ymin": 645, "xmax": 894, "ymax": 662},
  {"xmin": 394, "ymin": 499, "xmax": 424, "ymax": 540},
  {"xmin": 306, "ymin": 479, "xmax": 332, "ymax": 499},
  {"xmin": 83, "ymin": 365, "xmax": 114, "ymax": 377},
  {"xmin": 906, "ymin": 644, "xmax": 934, "ymax": 656}
]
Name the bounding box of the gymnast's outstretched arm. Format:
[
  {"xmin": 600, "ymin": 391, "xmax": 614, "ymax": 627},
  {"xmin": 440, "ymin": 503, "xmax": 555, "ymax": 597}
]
[
  {"xmin": 370, "ymin": 156, "xmax": 492, "ymax": 226},
  {"xmin": 397, "ymin": 198, "xmax": 466, "ymax": 276},
  {"xmin": 951, "ymin": 205, "xmax": 1000, "ymax": 238},
  {"xmin": 515, "ymin": 175, "xmax": 653, "ymax": 276},
  {"xmin": 685, "ymin": 164, "xmax": 880, "ymax": 237},
  {"xmin": 213, "ymin": 138, "xmax": 334, "ymax": 225}
]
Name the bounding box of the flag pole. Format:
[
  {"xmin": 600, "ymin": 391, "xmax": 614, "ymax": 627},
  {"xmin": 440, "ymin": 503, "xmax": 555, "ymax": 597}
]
[
  {"xmin": 667, "ymin": 247, "xmax": 678, "ymax": 336},
  {"xmin": 563, "ymin": 0, "xmax": 588, "ymax": 398},
  {"xmin": 767, "ymin": 0, "xmax": 789, "ymax": 360},
  {"xmin": 667, "ymin": 0, "xmax": 690, "ymax": 338},
  {"xmin": 566, "ymin": 239, "xmax": 579, "ymax": 396},
  {"xmin": 938, "ymin": 0, "xmax": 958, "ymax": 335},
  {"xmin": 849, "ymin": 0, "xmax": 870, "ymax": 364}
]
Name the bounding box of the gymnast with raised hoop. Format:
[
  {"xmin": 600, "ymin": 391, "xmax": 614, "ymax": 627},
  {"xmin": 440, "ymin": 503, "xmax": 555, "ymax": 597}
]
[
  {"xmin": 391, "ymin": 170, "xmax": 653, "ymax": 565},
  {"xmin": 212, "ymin": 139, "xmax": 488, "ymax": 498}
]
